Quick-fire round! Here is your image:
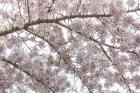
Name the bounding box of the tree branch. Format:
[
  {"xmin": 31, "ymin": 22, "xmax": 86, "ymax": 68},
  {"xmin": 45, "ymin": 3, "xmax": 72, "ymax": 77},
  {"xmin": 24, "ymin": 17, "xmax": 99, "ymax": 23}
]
[
  {"xmin": 0, "ymin": 56, "xmax": 55, "ymax": 93},
  {"xmin": 127, "ymin": 8, "xmax": 140, "ymax": 13},
  {"xmin": 0, "ymin": 7, "xmax": 140, "ymax": 37},
  {"xmin": 96, "ymin": 45, "xmax": 132, "ymax": 93},
  {"xmin": 24, "ymin": 27, "xmax": 93, "ymax": 93}
]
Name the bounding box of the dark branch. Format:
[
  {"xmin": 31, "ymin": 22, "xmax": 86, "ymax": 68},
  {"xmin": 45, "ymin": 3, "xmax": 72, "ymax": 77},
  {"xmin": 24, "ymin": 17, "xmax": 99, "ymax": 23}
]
[
  {"xmin": 0, "ymin": 56, "xmax": 55, "ymax": 93},
  {"xmin": 0, "ymin": 7, "xmax": 140, "ymax": 36},
  {"xmin": 127, "ymin": 8, "xmax": 140, "ymax": 13},
  {"xmin": 24, "ymin": 27, "xmax": 94, "ymax": 93}
]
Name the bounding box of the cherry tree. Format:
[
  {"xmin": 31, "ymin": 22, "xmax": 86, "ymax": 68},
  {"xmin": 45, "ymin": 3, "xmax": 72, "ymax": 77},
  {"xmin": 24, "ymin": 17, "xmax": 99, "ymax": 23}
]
[{"xmin": 0, "ymin": 0, "xmax": 140, "ymax": 93}]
